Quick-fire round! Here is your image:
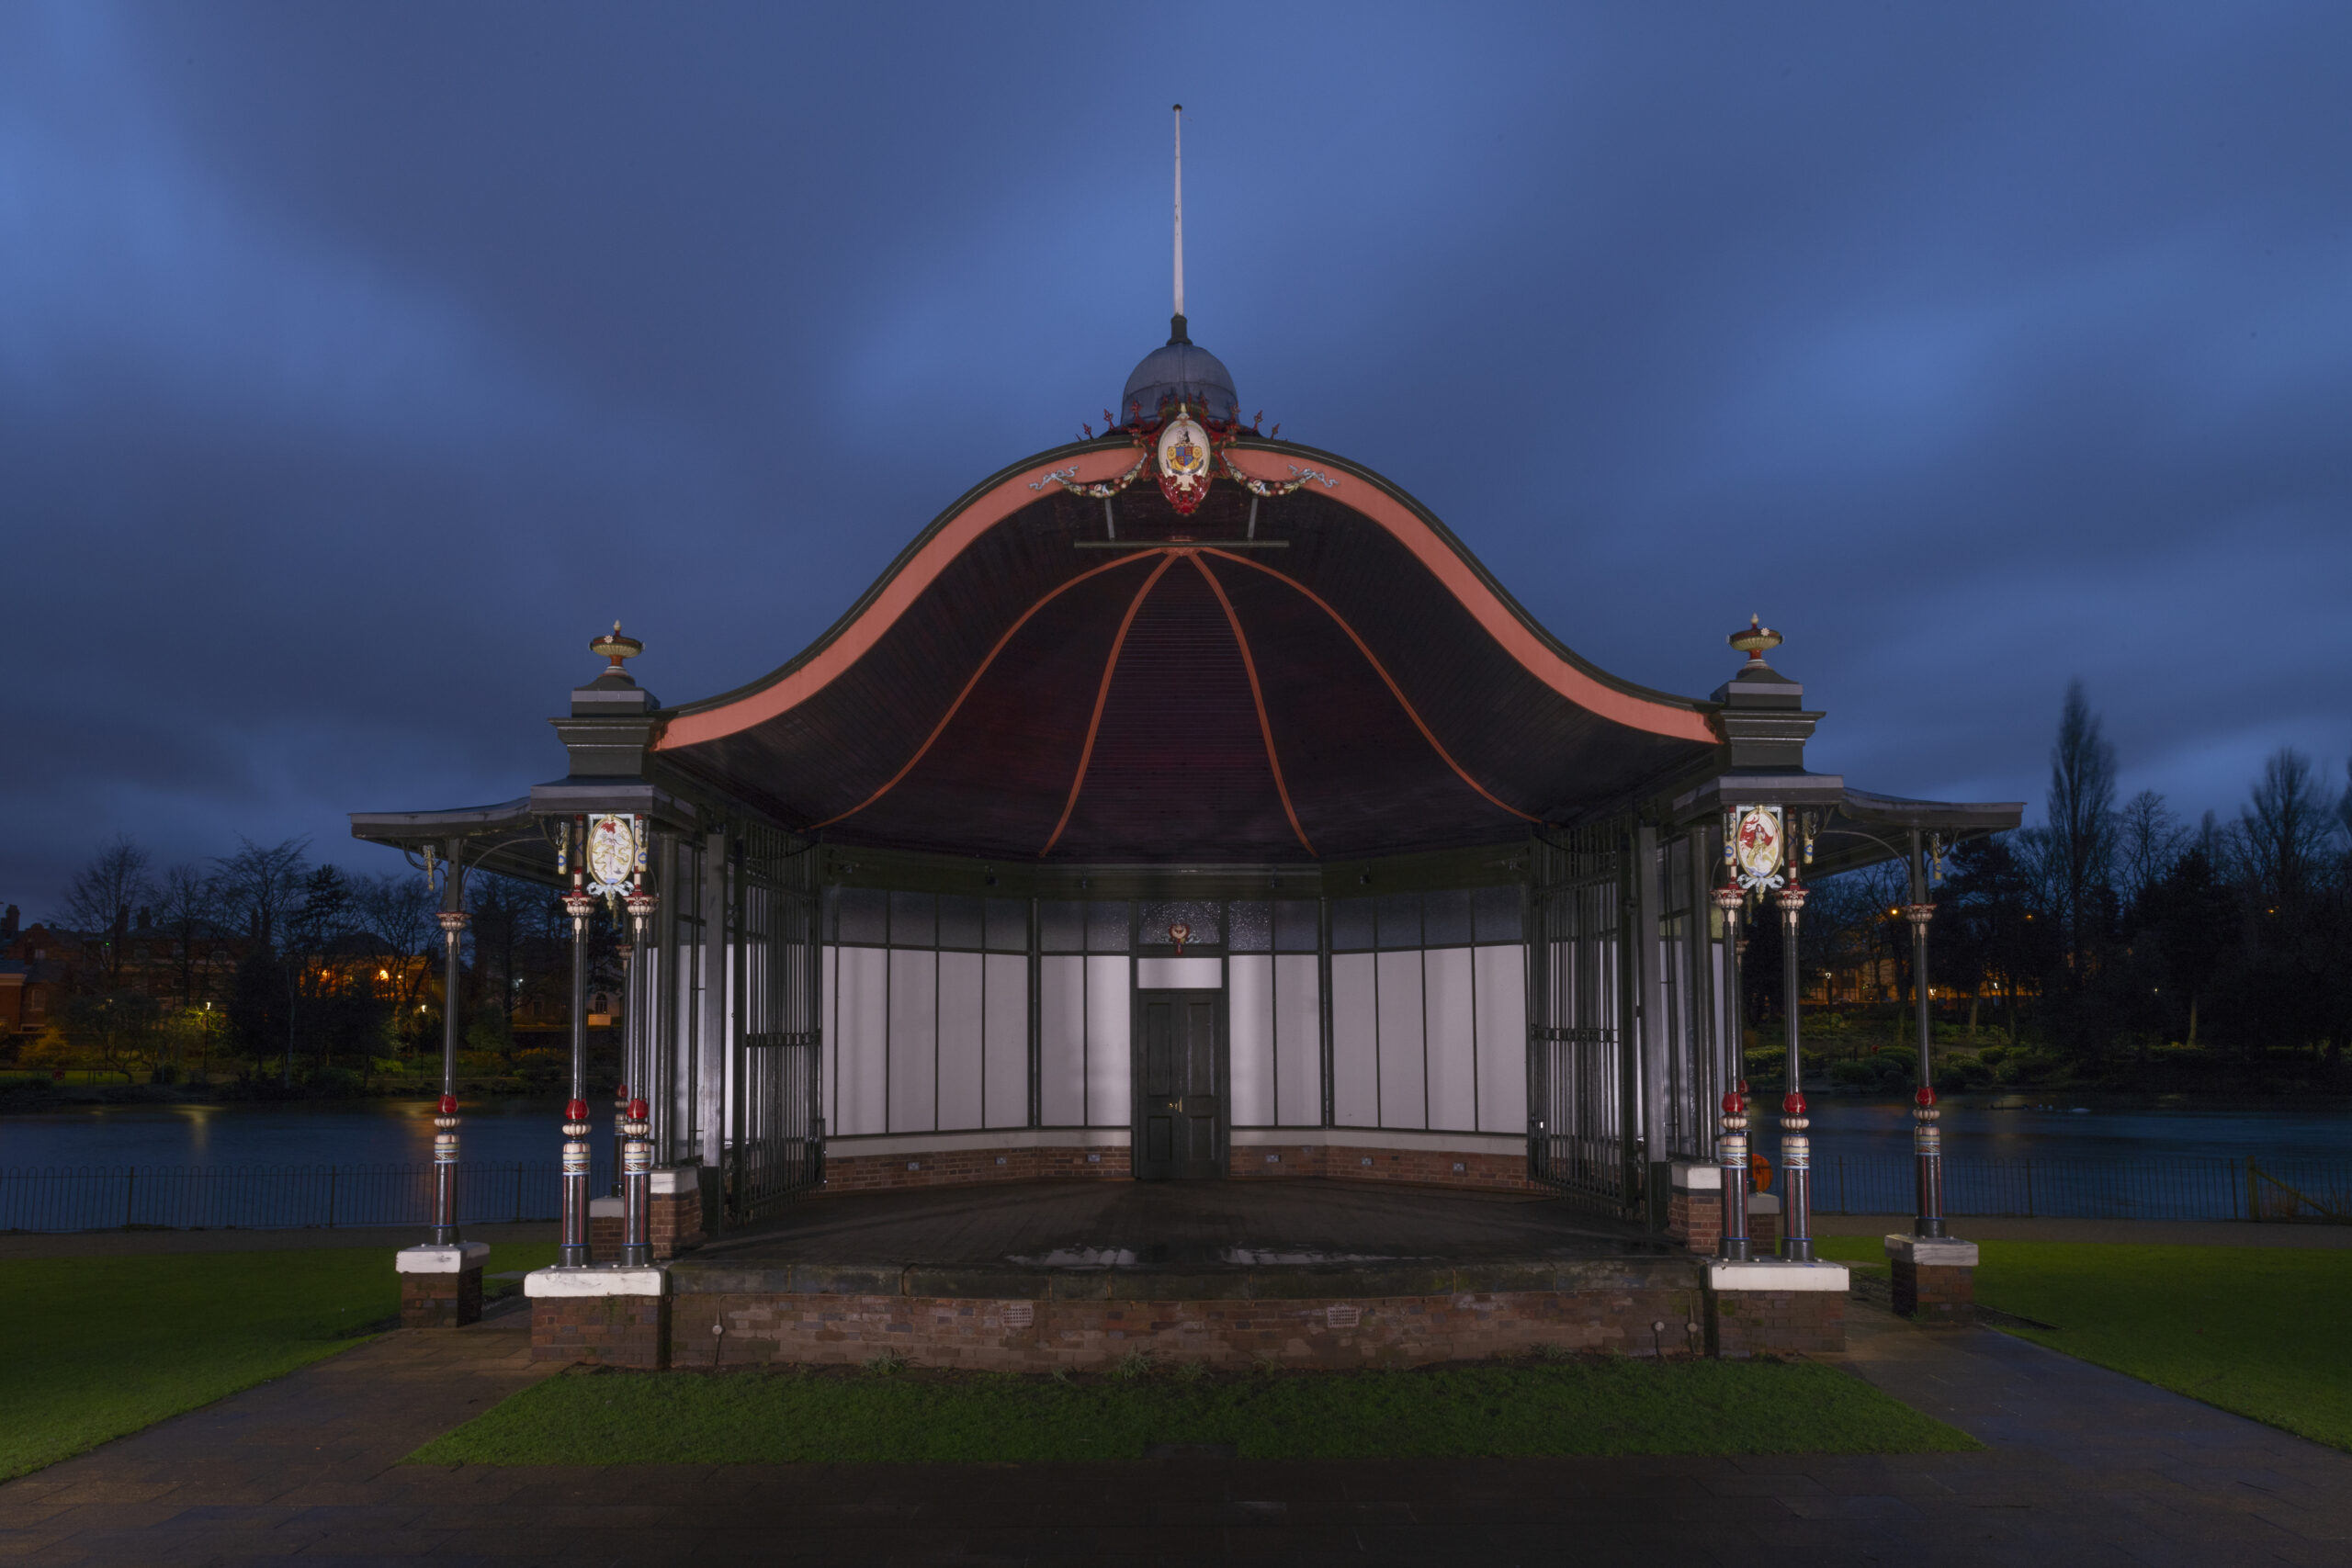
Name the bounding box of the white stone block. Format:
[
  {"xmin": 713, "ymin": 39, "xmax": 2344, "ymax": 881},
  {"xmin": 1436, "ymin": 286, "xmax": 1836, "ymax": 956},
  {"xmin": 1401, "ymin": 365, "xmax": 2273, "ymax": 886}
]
[
  {"xmin": 524, "ymin": 1265, "xmax": 668, "ymax": 1298},
  {"xmin": 1883, "ymin": 1235, "xmax": 1981, "ymax": 1268},
  {"xmin": 1668, "ymin": 1161, "xmax": 1724, "ymax": 1192},
  {"xmin": 1706, "ymin": 1260, "xmax": 1849, "ymax": 1293},
  {"xmin": 649, "ymin": 1166, "xmax": 699, "ymax": 1196},
  {"xmin": 394, "ymin": 1241, "xmax": 491, "ymax": 1274},
  {"xmin": 588, "ymin": 1195, "xmax": 624, "ymax": 1218}
]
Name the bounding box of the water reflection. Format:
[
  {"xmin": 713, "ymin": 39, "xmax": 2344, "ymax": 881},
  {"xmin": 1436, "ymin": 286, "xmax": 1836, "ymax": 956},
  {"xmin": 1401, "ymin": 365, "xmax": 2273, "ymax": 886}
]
[{"xmin": 0, "ymin": 1098, "xmax": 573, "ymax": 1168}]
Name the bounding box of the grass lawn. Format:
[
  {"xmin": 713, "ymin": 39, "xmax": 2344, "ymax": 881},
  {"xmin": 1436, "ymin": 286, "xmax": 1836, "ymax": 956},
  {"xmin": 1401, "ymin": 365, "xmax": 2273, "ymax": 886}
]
[
  {"xmin": 1817, "ymin": 1235, "xmax": 2352, "ymax": 1451},
  {"xmin": 0, "ymin": 1241, "xmax": 555, "ymax": 1481},
  {"xmin": 411, "ymin": 1354, "xmax": 1977, "ymax": 1465}
]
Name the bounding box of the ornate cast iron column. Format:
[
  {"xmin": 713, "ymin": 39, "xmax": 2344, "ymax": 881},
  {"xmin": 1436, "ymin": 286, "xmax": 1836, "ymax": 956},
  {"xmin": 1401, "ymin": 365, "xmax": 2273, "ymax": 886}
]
[
  {"xmin": 431, "ymin": 891, "xmax": 469, "ymax": 1247},
  {"xmin": 1776, "ymin": 874, "xmax": 1815, "ymax": 1263},
  {"xmin": 559, "ymin": 816, "xmax": 594, "ymax": 1268},
  {"xmin": 1712, "ymin": 879, "xmax": 1751, "ymax": 1259},
  {"xmin": 1907, "ymin": 829, "xmax": 1947, "ymax": 1238},
  {"xmin": 621, "ymin": 887, "xmax": 658, "ymax": 1265}
]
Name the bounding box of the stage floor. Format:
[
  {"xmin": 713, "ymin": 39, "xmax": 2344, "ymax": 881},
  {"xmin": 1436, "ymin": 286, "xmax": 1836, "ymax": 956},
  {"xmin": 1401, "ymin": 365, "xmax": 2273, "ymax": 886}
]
[{"xmin": 690, "ymin": 1178, "xmax": 1658, "ymax": 1274}]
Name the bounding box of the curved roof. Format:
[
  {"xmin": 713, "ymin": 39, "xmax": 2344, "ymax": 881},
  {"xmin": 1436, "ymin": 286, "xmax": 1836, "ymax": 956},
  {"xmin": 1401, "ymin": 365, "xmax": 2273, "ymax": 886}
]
[{"xmin": 652, "ymin": 439, "xmax": 1724, "ymax": 863}]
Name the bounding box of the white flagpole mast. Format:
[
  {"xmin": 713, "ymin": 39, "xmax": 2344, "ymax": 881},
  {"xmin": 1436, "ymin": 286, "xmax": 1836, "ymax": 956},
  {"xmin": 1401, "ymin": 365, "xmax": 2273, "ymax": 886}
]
[{"xmin": 1172, "ymin": 103, "xmax": 1185, "ymax": 333}]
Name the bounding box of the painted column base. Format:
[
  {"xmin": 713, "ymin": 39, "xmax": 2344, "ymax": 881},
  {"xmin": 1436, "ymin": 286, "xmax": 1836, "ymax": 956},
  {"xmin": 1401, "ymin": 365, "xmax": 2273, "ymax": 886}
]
[
  {"xmin": 526, "ymin": 1266, "xmax": 671, "ymax": 1368},
  {"xmin": 1885, "ymin": 1235, "xmax": 1979, "ymax": 1326},
  {"xmin": 394, "ymin": 1241, "xmax": 491, "ymax": 1328},
  {"xmin": 1703, "ymin": 1258, "xmax": 1848, "ymax": 1358}
]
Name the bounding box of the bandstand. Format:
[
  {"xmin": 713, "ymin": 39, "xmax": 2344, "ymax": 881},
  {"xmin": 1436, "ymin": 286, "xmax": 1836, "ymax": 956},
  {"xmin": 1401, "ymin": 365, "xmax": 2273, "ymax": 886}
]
[{"xmin": 353, "ymin": 308, "xmax": 2018, "ymax": 1367}]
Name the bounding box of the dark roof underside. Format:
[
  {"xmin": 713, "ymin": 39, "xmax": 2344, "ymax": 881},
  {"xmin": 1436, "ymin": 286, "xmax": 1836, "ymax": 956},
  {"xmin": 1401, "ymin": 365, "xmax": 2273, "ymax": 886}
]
[{"xmin": 656, "ymin": 476, "xmax": 1717, "ymax": 863}]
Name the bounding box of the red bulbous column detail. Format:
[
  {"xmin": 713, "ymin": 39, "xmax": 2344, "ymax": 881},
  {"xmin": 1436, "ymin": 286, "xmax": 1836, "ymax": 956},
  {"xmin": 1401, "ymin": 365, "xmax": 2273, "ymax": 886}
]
[{"xmin": 1717, "ymin": 1089, "xmax": 1751, "ymax": 1261}]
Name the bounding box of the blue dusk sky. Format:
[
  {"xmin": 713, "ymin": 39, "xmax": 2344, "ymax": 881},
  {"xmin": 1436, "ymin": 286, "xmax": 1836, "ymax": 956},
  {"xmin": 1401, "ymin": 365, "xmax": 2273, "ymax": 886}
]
[{"xmin": 5, "ymin": 3, "xmax": 2347, "ymax": 914}]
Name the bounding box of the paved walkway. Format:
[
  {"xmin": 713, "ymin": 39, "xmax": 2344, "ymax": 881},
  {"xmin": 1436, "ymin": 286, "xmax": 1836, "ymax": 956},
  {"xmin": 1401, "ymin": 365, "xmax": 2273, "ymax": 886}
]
[{"xmin": 3, "ymin": 1292, "xmax": 2346, "ymax": 1564}]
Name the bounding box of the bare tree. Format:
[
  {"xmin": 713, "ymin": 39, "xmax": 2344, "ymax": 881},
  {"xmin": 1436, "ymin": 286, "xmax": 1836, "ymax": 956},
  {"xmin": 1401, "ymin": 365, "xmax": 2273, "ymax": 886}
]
[
  {"xmin": 213, "ymin": 837, "xmax": 310, "ymax": 952},
  {"xmin": 153, "ymin": 863, "xmax": 223, "ymax": 1010},
  {"xmin": 2239, "ymin": 748, "xmax": 2339, "ymax": 911},
  {"xmin": 353, "ymin": 870, "xmax": 439, "ymax": 1027},
  {"xmin": 62, "ymin": 835, "xmax": 154, "ymax": 989},
  {"xmin": 2045, "ymin": 680, "xmax": 2118, "ymax": 973},
  {"xmin": 2116, "ymin": 789, "xmax": 2187, "ymax": 908}
]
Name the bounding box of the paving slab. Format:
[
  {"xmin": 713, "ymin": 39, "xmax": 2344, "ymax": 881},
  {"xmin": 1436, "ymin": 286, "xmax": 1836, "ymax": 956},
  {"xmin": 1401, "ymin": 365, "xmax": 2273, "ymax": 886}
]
[{"xmin": 5, "ymin": 1273, "xmax": 2351, "ymax": 1563}]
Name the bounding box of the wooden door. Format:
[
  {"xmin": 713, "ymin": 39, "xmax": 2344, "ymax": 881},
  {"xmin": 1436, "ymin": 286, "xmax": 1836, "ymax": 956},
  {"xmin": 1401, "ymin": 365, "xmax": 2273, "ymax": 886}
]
[{"xmin": 1133, "ymin": 989, "xmax": 1226, "ymax": 1180}]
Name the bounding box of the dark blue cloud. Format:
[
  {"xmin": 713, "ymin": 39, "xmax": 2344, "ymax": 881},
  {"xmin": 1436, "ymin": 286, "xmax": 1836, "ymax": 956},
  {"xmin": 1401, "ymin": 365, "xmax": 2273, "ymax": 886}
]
[{"xmin": 5, "ymin": 2, "xmax": 2346, "ymax": 912}]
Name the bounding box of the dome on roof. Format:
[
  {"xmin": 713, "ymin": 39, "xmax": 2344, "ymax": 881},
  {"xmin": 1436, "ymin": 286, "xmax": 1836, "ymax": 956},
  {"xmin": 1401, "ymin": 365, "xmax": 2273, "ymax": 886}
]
[{"xmin": 1120, "ymin": 315, "xmax": 1239, "ymax": 426}]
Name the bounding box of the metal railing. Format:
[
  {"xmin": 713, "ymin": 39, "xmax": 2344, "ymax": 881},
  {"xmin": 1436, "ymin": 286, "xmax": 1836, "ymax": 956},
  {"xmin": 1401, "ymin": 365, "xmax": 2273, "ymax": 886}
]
[
  {"xmin": 1803, "ymin": 1154, "xmax": 2351, "ymax": 1224},
  {"xmin": 0, "ymin": 1157, "xmax": 610, "ymax": 1235}
]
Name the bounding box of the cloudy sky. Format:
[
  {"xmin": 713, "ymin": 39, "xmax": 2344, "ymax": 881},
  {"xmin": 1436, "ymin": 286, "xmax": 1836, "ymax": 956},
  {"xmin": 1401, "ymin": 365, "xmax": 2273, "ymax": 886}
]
[{"xmin": 6, "ymin": 2, "xmax": 2346, "ymax": 916}]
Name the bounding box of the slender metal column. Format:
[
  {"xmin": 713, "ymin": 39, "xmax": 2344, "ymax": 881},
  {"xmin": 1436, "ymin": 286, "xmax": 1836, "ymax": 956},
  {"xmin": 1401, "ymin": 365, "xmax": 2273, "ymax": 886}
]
[
  {"xmin": 431, "ymin": 893, "xmax": 469, "ymax": 1247},
  {"xmin": 1906, "ymin": 829, "xmax": 1947, "ymax": 1239},
  {"xmin": 1776, "ymin": 879, "xmax": 1814, "ymax": 1262},
  {"xmin": 560, "ymin": 878, "xmax": 594, "ymax": 1269},
  {"xmin": 622, "ymin": 889, "xmax": 658, "ymax": 1265},
  {"xmin": 1711, "ymin": 880, "xmax": 1750, "ymax": 1259}
]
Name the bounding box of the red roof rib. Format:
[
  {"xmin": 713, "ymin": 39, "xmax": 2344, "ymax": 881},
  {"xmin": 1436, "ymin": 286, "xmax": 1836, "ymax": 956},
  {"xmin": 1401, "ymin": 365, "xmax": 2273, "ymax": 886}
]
[
  {"xmin": 1038, "ymin": 553, "xmax": 1181, "ymax": 858},
  {"xmin": 806, "ymin": 549, "xmax": 1160, "ymax": 831},
  {"xmin": 1188, "ymin": 554, "xmax": 1316, "ymax": 857},
  {"xmin": 1198, "ymin": 548, "xmax": 1540, "ymax": 826}
]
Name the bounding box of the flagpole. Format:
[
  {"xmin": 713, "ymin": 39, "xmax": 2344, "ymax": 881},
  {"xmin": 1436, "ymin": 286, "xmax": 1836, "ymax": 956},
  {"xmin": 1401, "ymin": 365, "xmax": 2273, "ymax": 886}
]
[{"xmin": 1172, "ymin": 103, "xmax": 1185, "ymax": 329}]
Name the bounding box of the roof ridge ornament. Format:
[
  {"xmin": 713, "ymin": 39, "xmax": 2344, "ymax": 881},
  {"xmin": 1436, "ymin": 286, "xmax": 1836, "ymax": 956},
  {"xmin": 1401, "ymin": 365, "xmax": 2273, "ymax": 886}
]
[
  {"xmin": 1728, "ymin": 615, "xmax": 1781, "ymax": 664},
  {"xmin": 590, "ymin": 620, "xmax": 642, "ymax": 675}
]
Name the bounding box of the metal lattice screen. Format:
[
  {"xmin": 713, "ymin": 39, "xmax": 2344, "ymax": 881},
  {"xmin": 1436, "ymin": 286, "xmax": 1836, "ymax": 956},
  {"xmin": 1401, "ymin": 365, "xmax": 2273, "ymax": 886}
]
[
  {"xmin": 1528, "ymin": 825, "xmax": 1634, "ymax": 1208},
  {"xmin": 731, "ymin": 823, "xmax": 824, "ymax": 1223}
]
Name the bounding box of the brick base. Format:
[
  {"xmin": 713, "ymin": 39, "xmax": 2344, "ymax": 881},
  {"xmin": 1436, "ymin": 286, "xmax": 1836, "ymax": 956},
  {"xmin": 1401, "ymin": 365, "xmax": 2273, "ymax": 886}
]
[
  {"xmin": 532, "ymin": 1293, "xmax": 671, "ymax": 1368},
  {"xmin": 825, "ymin": 1145, "xmax": 1130, "ymax": 1193},
  {"xmin": 673, "ymin": 1284, "xmax": 1702, "ymax": 1371},
  {"xmin": 1892, "ymin": 1258, "xmax": 1975, "ymax": 1325},
  {"xmin": 588, "ymin": 1179, "xmax": 707, "ymax": 1262},
  {"xmin": 1667, "ymin": 1190, "xmax": 1722, "ymax": 1252},
  {"xmin": 1706, "ymin": 1286, "xmax": 1844, "ymax": 1358},
  {"xmin": 1228, "ymin": 1143, "xmax": 1533, "ymax": 1193},
  {"xmin": 400, "ymin": 1267, "xmax": 482, "ymax": 1329}
]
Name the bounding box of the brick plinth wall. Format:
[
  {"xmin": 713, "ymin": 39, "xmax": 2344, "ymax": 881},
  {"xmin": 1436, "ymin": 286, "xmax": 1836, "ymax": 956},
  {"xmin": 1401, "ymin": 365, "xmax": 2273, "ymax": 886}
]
[
  {"xmin": 1706, "ymin": 1287, "xmax": 1844, "ymax": 1358},
  {"xmin": 825, "ymin": 1145, "xmax": 1130, "ymax": 1194},
  {"xmin": 532, "ymin": 1293, "xmax": 670, "ymax": 1368},
  {"xmin": 1750, "ymin": 1207, "xmax": 1778, "ymax": 1253},
  {"xmin": 400, "ymin": 1268, "xmax": 481, "ymax": 1329},
  {"xmin": 1892, "ymin": 1258, "xmax": 1975, "ymax": 1325},
  {"xmin": 1666, "ymin": 1189, "xmax": 1722, "ymax": 1252},
  {"xmin": 673, "ymin": 1285, "xmax": 1700, "ymax": 1371},
  {"xmin": 1229, "ymin": 1144, "xmax": 1532, "ymax": 1193},
  {"xmin": 589, "ymin": 1187, "xmax": 706, "ymax": 1263}
]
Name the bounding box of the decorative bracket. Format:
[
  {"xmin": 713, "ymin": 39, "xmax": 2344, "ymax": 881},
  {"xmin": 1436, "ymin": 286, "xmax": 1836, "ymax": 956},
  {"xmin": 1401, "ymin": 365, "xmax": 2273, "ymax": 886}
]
[{"xmin": 1221, "ymin": 455, "xmax": 1340, "ymax": 497}]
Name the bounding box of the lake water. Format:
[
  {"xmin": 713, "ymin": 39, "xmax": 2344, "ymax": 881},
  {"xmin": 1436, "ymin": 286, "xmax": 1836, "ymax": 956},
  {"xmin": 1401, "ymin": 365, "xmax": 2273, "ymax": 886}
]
[
  {"xmin": 0, "ymin": 1098, "xmax": 594, "ymax": 1170},
  {"xmin": 1, "ymin": 1093, "xmax": 2345, "ymax": 1170}
]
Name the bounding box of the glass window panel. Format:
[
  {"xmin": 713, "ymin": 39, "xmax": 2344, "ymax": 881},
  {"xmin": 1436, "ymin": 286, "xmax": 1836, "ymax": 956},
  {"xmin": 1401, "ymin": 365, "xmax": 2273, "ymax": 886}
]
[
  {"xmin": 1227, "ymin": 899, "xmax": 1272, "ymax": 952},
  {"xmin": 836, "ymin": 886, "xmax": 888, "ymax": 946},
  {"xmin": 888, "ymin": 891, "xmax": 936, "ymax": 948},
  {"xmin": 1086, "ymin": 900, "xmax": 1131, "ymax": 953},
  {"xmin": 1423, "ymin": 888, "xmax": 1475, "ymax": 946},
  {"xmin": 1274, "ymin": 899, "xmax": 1320, "ymax": 953},
  {"xmin": 1330, "ymin": 896, "xmax": 1375, "ymax": 952},
  {"xmin": 1376, "ymin": 894, "xmax": 1423, "ymax": 950},
  {"xmin": 1474, "ymin": 884, "xmax": 1524, "ymax": 943},
  {"xmin": 937, "ymin": 894, "xmax": 984, "ymax": 951},
  {"xmin": 1141, "ymin": 899, "xmax": 1223, "ymax": 948},
  {"xmin": 984, "ymin": 897, "xmax": 1029, "ymax": 953},
  {"xmin": 1039, "ymin": 900, "xmax": 1086, "ymax": 953}
]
